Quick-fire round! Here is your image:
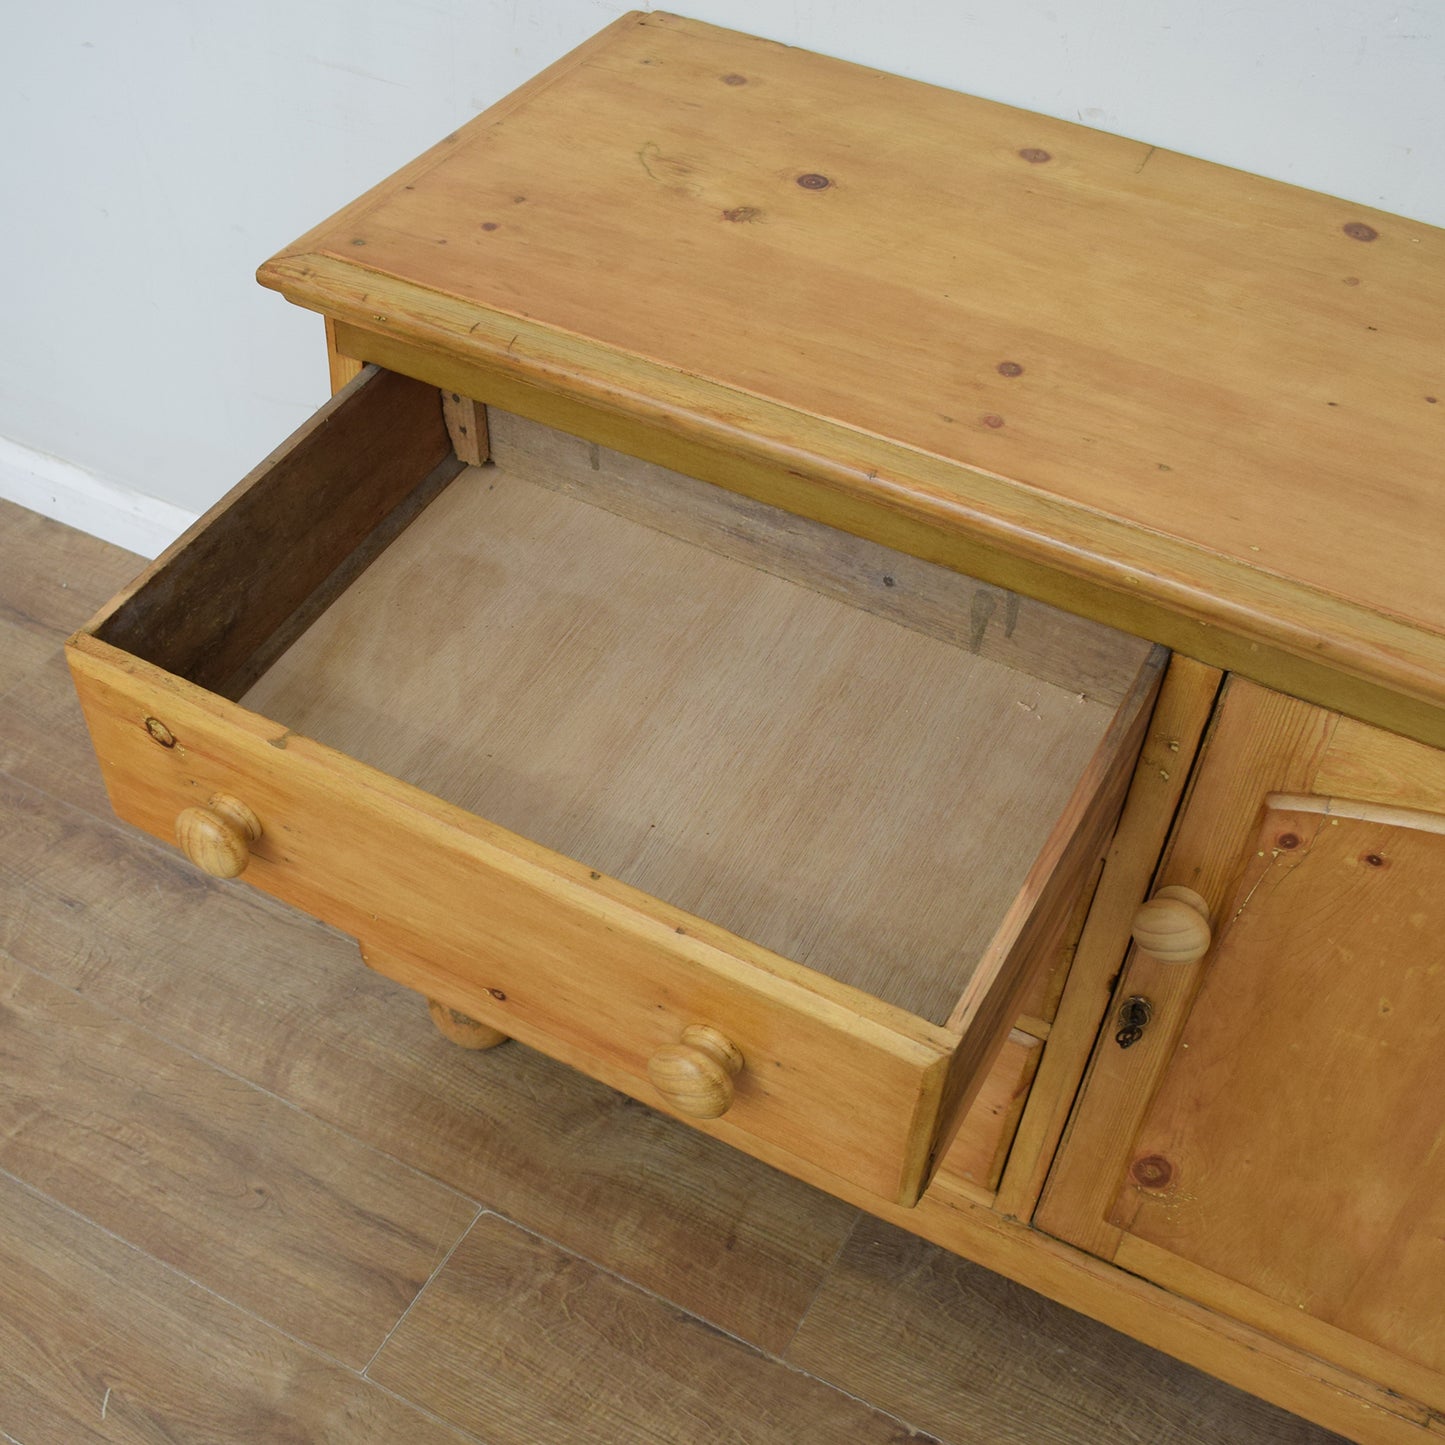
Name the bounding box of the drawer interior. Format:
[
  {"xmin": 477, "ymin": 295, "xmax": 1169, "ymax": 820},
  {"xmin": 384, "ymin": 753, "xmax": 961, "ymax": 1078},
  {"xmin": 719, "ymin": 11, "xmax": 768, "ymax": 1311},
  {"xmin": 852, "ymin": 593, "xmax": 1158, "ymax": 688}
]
[{"xmin": 228, "ymin": 402, "xmax": 1154, "ymax": 1026}]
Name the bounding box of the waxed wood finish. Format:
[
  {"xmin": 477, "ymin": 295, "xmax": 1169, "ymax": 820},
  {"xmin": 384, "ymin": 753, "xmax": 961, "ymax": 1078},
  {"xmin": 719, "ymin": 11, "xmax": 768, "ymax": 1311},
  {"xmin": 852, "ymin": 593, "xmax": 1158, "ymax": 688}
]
[
  {"xmin": 64, "ymin": 371, "xmax": 1152, "ymax": 1204},
  {"xmin": 1117, "ymin": 805, "xmax": 1445, "ymax": 1383},
  {"xmin": 5, "ymin": 504, "xmax": 1380, "ymax": 1441},
  {"xmin": 929, "ymin": 646, "xmax": 1165, "ymax": 1167},
  {"xmin": 261, "ymin": 12, "xmax": 1445, "ymax": 746},
  {"xmin": 1039, "ymin": 677, "xmax": 1445, "ymax": 1419},
  {"xmin": 67, "ymin": 634, "xmax": 959, "ymax": 1205},
  {"xmin": 93, "ymin": 365, "xmax": 461, "ymax": 699},
  {"xmin": 242, "ymin": 451, "xmax": 1141, "ymax": 1025},
  {"xmin": 994, "ymin": 655, "xmax": 1223, "ymax": 1221}
]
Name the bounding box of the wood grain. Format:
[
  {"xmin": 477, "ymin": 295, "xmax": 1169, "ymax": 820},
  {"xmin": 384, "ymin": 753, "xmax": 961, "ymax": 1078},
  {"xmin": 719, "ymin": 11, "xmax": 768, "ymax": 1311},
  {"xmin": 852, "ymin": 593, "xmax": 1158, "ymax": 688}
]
[
  {"xmin": 368, "ymin": 1210, "xmax": 941, "ymax": 1445},
  {"xmin": 486, "ymin": 407, "xmax": 1150, "ymax": 705},
  {"xmin": 0, "ymin": 497, "xmax": 138, "ymax": 696},
  {"xmin": 0, "ymin": 1167, "xmax": 477, "ymax": 1444},
  {"xmin": 0, "ymin": 610, "xmax": 56, "ymax": 699},
  {"xmin": 93, "ymin": 365, "xmax": 461, "ymax": 699},
  {"xmin": 14, "ymin": 506, "xmax": 1418, "ymax": 1443},
  {"xmin": 71, "ymin": 634, "xmax": 960, "ymax": 1205},
  {"xmin": 0, "ymin": 766, "xmax": 859, "ymax": 1358},
  {"xmin": 928, "ymin": 645, "xmax": 1165, "ymax": 1172},
  {"xmin": 1116, "ymin": 805, "xmax": 1445, "ymax": 1387},
  {"xmin": 262, "ymin": 13, "xmax": 1445, "ymax": 746},
  {"xmin": 941, "ymin": 1029, "xmax": 1041, "ymax": 1194},
  {"xmin": 442, "ymin": 390, "xmax": 490, "ymax": 465},
  {"xmin": 0, "ymin": 949, "xmax": 477, "ymax": 1369},
  {"xmin": 1037, "ymin": 678, "xmax": 1445, "ymax": 1419},
  {"xmin": 0, "ymin": 496, "xmax": 140, "ymax": 638},
  {"xmin": 788, "ymin": 1215, "xmax": 1350, "ymax": 1445},
  {"xmin": 1036, "ymin": 681, "xmax": 1340, "ymax": 1258},
  {"xmin": 326, "ymin": 315, "xmax": 1445, "ymax": 754},
  {"xmin": 326, "ymin": 314, "xmax": 365, "ymax": 393},
  {"xmin": 242, "ymin": 456, "xmax": 1124, "ymax": 1025},
  {"xmin": 994, "ymin": 655, "xmax": 1222, "ymax": 1220},
  {"xmin": 0, "ymin": 647, "xmax": 139, "ymax": 820}
]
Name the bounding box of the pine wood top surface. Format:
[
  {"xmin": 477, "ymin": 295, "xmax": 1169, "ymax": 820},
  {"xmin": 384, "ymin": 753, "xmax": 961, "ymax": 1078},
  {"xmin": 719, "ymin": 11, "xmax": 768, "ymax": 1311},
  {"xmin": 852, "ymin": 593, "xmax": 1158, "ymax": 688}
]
[{"xmin": 260, "ymin": 13, "xmax": 1445, "ymax": 727}]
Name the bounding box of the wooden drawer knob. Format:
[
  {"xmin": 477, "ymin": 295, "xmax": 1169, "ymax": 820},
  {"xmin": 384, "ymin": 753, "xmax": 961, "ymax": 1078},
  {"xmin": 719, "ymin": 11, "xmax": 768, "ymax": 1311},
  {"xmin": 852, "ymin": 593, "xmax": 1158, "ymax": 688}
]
[
  {"xmin": 176, "ymin": 794, "xmax": 262, "ymax": 879},
  {"xmin": 1131, "ymin": 884, "xmax": 1212, "ymax": 964},
  {"xmin": 647, "ymin": 1024, "xmax": 744, "ymax": 1119}
]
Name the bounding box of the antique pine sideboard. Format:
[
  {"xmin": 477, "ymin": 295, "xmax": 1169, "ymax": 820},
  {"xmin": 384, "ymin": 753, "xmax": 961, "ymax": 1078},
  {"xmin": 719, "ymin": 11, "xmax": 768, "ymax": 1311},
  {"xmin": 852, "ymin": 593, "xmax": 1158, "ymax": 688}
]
[{"xmin": 66, "ymin": 13, "xmax": 1444, "ymax": 1442}]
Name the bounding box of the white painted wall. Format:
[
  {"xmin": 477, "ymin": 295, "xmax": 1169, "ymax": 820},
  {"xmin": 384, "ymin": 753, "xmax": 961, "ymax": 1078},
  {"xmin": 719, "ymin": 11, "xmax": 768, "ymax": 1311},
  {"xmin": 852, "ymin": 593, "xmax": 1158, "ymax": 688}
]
[{"xmin": 4, "ymin": 1, "xmax": 1442, "ymax": 551}]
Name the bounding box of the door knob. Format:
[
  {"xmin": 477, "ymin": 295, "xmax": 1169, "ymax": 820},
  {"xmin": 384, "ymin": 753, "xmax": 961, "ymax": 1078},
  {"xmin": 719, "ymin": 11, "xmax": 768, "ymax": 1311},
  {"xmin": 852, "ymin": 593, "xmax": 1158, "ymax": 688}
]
[{"xmin": 1131, "ymin": 884, "xmax": 1211, "ymax": 964}]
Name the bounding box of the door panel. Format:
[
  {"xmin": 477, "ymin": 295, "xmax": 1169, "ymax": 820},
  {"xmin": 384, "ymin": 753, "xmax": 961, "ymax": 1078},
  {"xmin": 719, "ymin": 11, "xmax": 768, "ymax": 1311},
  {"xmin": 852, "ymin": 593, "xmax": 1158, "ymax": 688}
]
[
  {"xmin": 1115, "ymin": 803, "xmax": 1445, "ymax": 1377},
  {"xmin": 1037, "ymin": 676, "xmax": 1445, "ymax": 1412}
]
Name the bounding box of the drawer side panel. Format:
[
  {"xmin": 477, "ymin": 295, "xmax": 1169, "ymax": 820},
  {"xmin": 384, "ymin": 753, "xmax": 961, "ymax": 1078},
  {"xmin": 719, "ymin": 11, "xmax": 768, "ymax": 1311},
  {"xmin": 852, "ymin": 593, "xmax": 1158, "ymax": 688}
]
[{"xmin": 92, "ymin": 367, "xmax": 458, "ymax": 700}]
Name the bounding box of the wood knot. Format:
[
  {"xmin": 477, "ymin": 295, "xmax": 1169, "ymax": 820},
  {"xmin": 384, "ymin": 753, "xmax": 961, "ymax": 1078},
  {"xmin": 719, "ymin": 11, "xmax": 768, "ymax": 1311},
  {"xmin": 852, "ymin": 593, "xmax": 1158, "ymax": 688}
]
[
  {"xmin": 1131, "ymin": 1154, "xmax": 1174, "ymax": 1189},
  {"xmin": 144, "ymin": 717, "xmax": 177, "ymax": 748}
]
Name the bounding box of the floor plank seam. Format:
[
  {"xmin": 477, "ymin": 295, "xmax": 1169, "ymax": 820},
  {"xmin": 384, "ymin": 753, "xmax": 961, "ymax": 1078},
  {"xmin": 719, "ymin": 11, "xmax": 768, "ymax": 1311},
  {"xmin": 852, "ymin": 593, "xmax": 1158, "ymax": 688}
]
[
  {"xmin": 349, "ymin": 1374, "xmax": 497, "ymax": 1445},
  {"xmin": 0, "ymin": 1162, "xmax": 372, "ymax": 1378},
  {"xmin": 363, "ymin": 1203, "xmax": 488, "ymax": 1377},
  {"xmin": 775, "ymin": 1207, "xmax": 865, "ymax": 1362},
  {"xmin": 0, "ymin": 1160, "xmax": 495, "ymax": 1444},
  {"xmin": 482, "ymin": 1210, "xmax": 945, "ymax": 1441},
  {"xmin": 0, "ymin": 940, "xmax": 483, "ymax": 1226}
]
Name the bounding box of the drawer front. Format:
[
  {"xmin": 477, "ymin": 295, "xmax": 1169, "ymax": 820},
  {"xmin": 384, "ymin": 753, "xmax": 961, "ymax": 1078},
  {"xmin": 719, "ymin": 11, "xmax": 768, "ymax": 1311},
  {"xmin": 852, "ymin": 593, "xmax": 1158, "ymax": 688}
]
[{"xmin": 68, "ymin": 636, "xmax": 956, "ymax": 1205}]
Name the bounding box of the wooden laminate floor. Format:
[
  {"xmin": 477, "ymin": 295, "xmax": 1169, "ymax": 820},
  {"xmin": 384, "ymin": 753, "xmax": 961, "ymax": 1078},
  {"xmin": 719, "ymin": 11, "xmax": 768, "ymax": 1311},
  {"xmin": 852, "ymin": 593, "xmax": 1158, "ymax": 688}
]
[{"xmin": 0, "ymin": 497, "xmax": 1348, "ymax": 1444}]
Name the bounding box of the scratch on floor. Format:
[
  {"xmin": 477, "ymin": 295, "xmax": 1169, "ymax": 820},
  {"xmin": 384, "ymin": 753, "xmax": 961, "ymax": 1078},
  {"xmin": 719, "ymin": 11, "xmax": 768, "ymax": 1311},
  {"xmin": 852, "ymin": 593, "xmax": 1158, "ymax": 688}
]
[
  {"xmin": 1137, "ymin": 145, "xmax": 1157, "ymax": 174},
  {"xmin": 101, "ymin": 1385, "xmax": 111, "ymax": 1420}
]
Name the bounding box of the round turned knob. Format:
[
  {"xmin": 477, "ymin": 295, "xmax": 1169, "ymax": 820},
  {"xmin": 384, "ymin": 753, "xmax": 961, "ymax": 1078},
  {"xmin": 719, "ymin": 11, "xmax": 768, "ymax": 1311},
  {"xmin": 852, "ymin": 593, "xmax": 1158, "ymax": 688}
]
[
  {"xmin": 647, "ymin": 1024, "xmax": 744, "ymax": 1119},
  {"xmin": 1131, "ymin": 884, "xmax": 1212, "ymax": 964},
  {"xmin": 176, "ymin": 794, "xmax": 262, "ymax": 879}
]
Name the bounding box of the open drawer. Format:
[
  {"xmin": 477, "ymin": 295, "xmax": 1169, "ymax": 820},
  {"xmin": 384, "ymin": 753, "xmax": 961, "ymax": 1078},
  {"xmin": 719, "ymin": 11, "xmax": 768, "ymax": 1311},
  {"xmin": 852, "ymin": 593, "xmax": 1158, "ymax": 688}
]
[{"xmin": 68, "ymin": 365, "xmax": 1165, "ymax": 1206}]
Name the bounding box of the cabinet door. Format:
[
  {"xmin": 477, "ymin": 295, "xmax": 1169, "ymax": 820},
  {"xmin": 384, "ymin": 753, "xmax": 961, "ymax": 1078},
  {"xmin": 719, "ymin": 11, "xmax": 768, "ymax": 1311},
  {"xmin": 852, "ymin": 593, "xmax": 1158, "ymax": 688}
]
[{"xmin": 1036, "ymin": 678, "xmax": 1445, "ymax": 1415}]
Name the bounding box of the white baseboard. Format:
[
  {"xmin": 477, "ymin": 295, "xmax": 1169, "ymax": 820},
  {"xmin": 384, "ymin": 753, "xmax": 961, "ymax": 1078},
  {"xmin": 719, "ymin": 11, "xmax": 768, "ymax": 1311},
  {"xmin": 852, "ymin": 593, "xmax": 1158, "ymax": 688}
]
[{"xmin": 0, "ymin": 434, "xmax": 197, "ymax": 559}]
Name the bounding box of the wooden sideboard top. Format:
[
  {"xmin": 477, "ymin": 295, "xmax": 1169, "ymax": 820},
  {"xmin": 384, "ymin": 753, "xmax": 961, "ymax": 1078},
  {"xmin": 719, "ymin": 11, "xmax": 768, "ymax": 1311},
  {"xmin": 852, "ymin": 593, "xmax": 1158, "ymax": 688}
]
[{"xmin": 259, "ymin": 11, "xmax": 1445, "ymax": 744}]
